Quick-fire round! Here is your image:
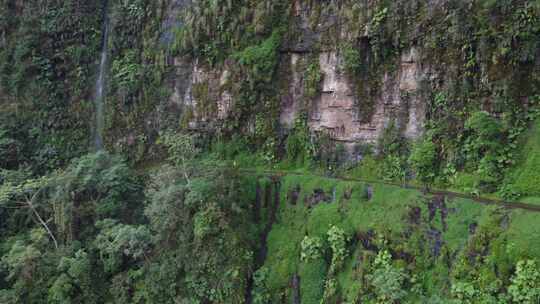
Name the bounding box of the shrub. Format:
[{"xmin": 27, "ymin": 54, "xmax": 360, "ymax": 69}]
[
  {"xmin": 300, "ymin": 236, "xmax": 323, "ymax": 262},
  {"xmin": 252, "ymin": 267, "xmax": 271, "ymax": 304},
  {"xmin": 327, "ymin": 225, "xmax": 349, "ymax": 274},
  {"xmin": 234, "ymin": 28, "xmax": 283, "ymax": 83},
  {"xmin": 286, "ymin": 117, "xmax": 314, "ymax": 166},
  {"xmin": 463, "ymin": 111, "xmax": 505, "ymax": 190},
  {"xmin": 94, "ymin": 219, "xmax": 152, "ymax": 273},
  {"xmin": 451, "ymin": 281, "xmax": 478, "ymax": 303},
  {"xmin": 409, "ymin": 135, "xmax": 438, "ymax": 185},
  {"xmin": 508, "ymin": 260, "xmax": 540, "ymax": 303},
  {"xmin": 377, "ymin": 120, "xmax": 408, "ymax": 157},
  {"xmin": 380, "ymin": 155, "xmax": 407, "ymax": 182},
  {"xmin": 463, "ymin": 111, "xmax": 503, "ymax": 164},
  {"xmin": 368, "ymin": 250, "xmax": 408, "ymax": 303}
]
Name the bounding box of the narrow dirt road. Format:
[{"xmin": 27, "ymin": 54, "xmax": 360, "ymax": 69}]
[{"xmin": 238, "ymin": 168, "xmax": 540, "ymax": 212}]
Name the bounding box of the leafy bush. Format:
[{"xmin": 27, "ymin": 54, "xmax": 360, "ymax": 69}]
[
  {"xmin": 377, "ymin": 120, "xmax": 408, "ymax": 158},
  {"xmin": 48, "ymin": 250, "xmax": 96, "ymax": 303},
  {"xmin": 451, "ymin": 281, "xmax": 478, "ymax": 303},
  {"xmin": 54, "ymin": 152, "xmax": 140, "ymax": 221},
  {"xmin": 367, "ymin": 250, "xmax": 408, "ymax": 303},
  {"xmin": 252, "ymin": 267, "xmax": 271, "ymax": 304},
  {"xmin": 463, "ymin": 111, "xmax": 505, "ymax": 190},
  {"xmin": 327, "ymin": 225, "xmax": 349, "ymax": 274},
  {"xmin": 285, "ymin": 117, "xmax": 314, "ymax": 166},
  {"xmin": 111, "ymin": 50, "xmax": 142, "ymax": 93},
  {"xmin": 380, "ymin": 155, "xmax": 407, "ymax": 182},
  {"xmin": 193, "ymin": 204, "xmax": 224, "ymax": 241},
  {"xmin": 142, "ymin": 166, "xmax": 255, "ymax": 303},
  {"xmin": 301, "ymin": 236, "xmax": 323, "ymax": 262},
  {"xmin": 94, "ymin": 219, "xmax": 152, "ymax": 273},
  {"xmin": 158, "ymin": 131, "xmax": 201, "ymax": 184},
  {"xmin": 409, "ymin": 135, "xmax": 438, "ymax": 185},
  {"xmin": 234, "ymin": 28, "xmax": 283, "ymax": 84},
  {"xmin": 464, "ymin": 111, "xmax": 504, "ymax": 163},
  {"xmin": 508, "ymin": 260, "xmax": 540, "ymax": 303}
]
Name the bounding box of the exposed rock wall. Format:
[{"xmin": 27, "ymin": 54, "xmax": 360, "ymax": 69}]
[
  {"xmin": 159, "ymin": 0, "xmax": 539, "ymax": 158},
  {"xmin": 163, "ymin": 1, "xmax": 430, "ymax": 151},
  {"xmin": 168, "ymin": 1, "xmax": 429, "ymax": 144},
  {"xmin": 279, "ymin": 49, "xmax": 427, "ymax": 145}
]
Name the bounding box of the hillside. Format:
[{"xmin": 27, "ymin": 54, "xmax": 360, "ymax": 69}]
[{"xmin": 1, "ymin": 0, "xmax": 540, "ymax": 303}]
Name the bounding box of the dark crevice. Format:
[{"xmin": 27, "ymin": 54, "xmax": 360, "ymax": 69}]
[{"xmin": 246, "ymin": 177, "xmax": 281, "ymax": 304}]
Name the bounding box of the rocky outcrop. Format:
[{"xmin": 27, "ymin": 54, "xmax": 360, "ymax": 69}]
[
  {"xmin": 163, "ymin": 1, "xmax": 430, "ymax": 149},
  {"xmin": 281, "ymin": 49, "xmax": 427, "ymax": 145}
]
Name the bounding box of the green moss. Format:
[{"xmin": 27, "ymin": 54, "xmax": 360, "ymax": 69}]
[
  {"xmin": 337, "ymin": 245, "xmax": 369, "ymax": 303},
  {"xmin": 265, "ymin": 221, "xmax": 304, "ymax": 294},
  {"xmin": 233, "ymin": 28, "xmax": 283, "ymax": 83},
  {"xmin": 299, "ymin": 258, "xmax": 327, "ymax": 303},
  {"xmin": 303, "ymin": 55, "xmax": 322, "ymax": 103},
  {"xmin": 263, "ymin": 174, "xmax": 424, "ymax": 300},
  {"xmin": 308, "ymin": 2, "xmax": 322, "ymax": 30},
  {"xmin": 342, "ymin": 43, "xmax": 363, "ymax": 76}
]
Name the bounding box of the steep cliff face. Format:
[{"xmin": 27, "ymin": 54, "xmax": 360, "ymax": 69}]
[
  {"xmin": 1, "ymin": 0, "xmax": 539, "ymax": 186},
  {"xmin": 161, "ymin": 0, "xmax": 539, "ymax": 160},
  {"xmin": 165, "ymin": 1, "xmax": 429, "ymax": 151},
  {"xmin": 281, "ymin": 48, "xmax": 426, "ymax": 145},
  {"xmin": 2, "ymin": 2, "xmax": 540, "ymax": 303}
]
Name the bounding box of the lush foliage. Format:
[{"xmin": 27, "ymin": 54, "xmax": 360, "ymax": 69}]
[
  {"xmin": 1, "ymin": 1, "xmax": 540, "ymax": 303},
  {"xmin": 367, "ymin": 250, "xmax": 408, "ymax": 303},
  {"xmin": 409, "ymin": 134, "xmax": 438, "ymax": 185}
]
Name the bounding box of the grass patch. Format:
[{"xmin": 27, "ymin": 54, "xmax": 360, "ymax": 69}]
[
  {"xmin": 504, "ymin": 209, "xmax": 540, "ymax": 260},
  {"xmin": 505, "ymin": 119, "xmax": 540, "ymax": 197},
  {"xmin": 257, "ymin": 171, "xmax": 540, "ymax": 302},
  {"xmin": 262, "ymin": 174, "xmax": 422, "ymax": 300},
  {"xmin": 443, "ymin": 197, "xmax": 484, "ymax": 252}
]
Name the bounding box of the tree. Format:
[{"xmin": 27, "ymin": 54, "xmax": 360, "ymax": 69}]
[
  {"xmin": 0, "ymin": 176, "xmax": 58, "ymax": 248},
  {"xmin": 141, "ymin": 165, "xmax": 256, "ymax": 303},
  {"xmin": 159, "ymin": 131, "xmax": 200, "ymax": 185},
  {"xmin": 48, "ymin": 250, "xmax": 96, "ymax": 304},
  {"xmin": 0, "ymin": 228, "xmax": 55, "ymax": 303},
  {"xmin": 94, "ymin": 219, "xmax": 152, "ymax": 274},
  {"xmin": 51, "ymin": 151, "xmax": 142, "ymax": 243}
]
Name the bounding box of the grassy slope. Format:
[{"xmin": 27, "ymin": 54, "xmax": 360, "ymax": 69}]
[
  {"xmin": 259, "ymin": 174, "xmax": 540, "ymax": 303},
  {"xmin": 505, "ymin": 119, "xmax": 540, "ymax": 204}
]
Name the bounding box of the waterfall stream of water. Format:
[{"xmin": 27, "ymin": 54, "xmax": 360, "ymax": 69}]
[{"xmin": 94, "ymin": 2, "xmax": 109, "ymax": 150}]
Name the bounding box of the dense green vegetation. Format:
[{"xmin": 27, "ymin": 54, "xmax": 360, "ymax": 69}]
[{"xmin": 1, "ymin": 0, "xmax": 540, "ymax": 303}]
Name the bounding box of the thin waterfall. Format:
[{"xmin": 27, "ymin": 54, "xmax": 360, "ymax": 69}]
[{"xmin": 94, "ymin": 1, "xmax": 109, "ymax": 150}]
